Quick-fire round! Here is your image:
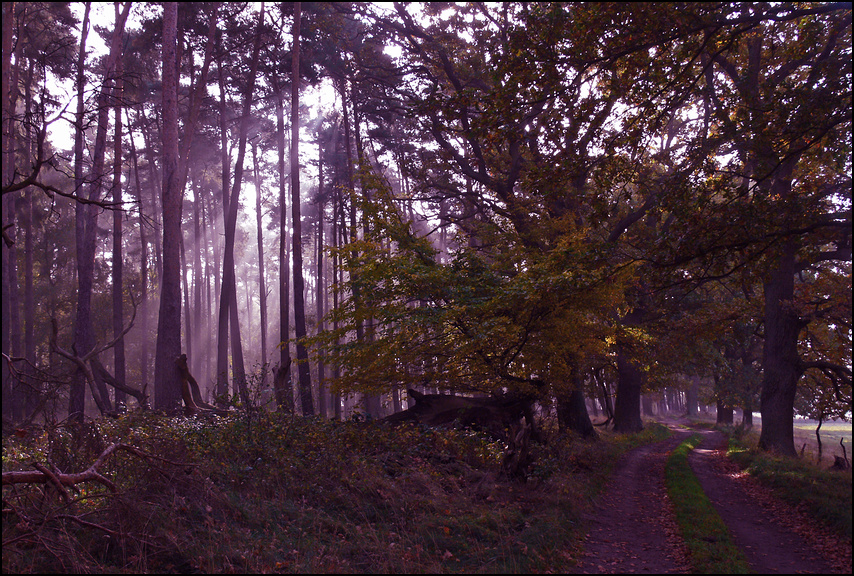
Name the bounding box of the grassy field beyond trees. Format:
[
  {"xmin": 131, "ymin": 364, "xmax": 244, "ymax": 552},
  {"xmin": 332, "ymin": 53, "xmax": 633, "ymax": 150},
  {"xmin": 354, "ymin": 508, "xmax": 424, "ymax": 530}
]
[{"xmin": 790, "ymin": 419, "xmax": 853, "ymax": 467}]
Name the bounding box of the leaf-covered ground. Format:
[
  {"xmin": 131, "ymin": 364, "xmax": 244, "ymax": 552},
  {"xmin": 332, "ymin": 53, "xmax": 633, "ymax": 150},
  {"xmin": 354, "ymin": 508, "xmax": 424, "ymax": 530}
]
[
  {"xmin": 688, "ymin": 428, "xmax": 848, "ymax": 573},
  {"xmin": 572, "ymin": 428, "xmax": 694, "ymax": 574}
]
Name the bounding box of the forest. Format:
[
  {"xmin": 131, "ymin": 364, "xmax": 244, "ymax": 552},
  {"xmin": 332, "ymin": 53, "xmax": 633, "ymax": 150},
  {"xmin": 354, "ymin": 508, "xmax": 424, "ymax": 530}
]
[{"xmin": 1, "ymin": 2, "xmax": 852, "ymax": 573}]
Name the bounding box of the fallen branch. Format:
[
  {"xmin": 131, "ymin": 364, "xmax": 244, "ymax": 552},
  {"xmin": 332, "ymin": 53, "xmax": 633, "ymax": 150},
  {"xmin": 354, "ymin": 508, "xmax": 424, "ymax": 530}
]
[
  {"xmin": 382, "ymin": 388, "xmax": 535, "ymax": 439},
  {"xmin": 91, "ymin": 357, "xmax": 148, "ymax": 408},
  {"xmin": 2, "ymin": 442, "xmax": 195, "ymax": 492},
  {"xmin": 32, "ymin": 462, "xmax": 71, "ymax": 502},
  {"xmin": 54, "ymin": 514, "xmax": 121, "ymax": 537}
]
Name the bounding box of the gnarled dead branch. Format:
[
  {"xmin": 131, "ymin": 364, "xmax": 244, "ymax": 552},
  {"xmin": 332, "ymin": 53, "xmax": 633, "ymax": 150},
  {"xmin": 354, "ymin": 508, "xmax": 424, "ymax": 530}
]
[{"xmin": 2, "ymin": 442, "xmax": 195, "ymax": 492}]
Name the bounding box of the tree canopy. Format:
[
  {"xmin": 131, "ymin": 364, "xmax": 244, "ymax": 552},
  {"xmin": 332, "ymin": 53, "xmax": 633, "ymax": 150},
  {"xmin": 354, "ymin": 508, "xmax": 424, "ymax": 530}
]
[{"xmin": 1, "ymin": 2, "xmax": 850, "ymax": 456}]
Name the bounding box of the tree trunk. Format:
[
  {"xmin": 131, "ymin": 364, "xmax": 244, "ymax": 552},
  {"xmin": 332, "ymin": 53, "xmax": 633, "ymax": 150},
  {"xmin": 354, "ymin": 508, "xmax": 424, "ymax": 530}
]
[
  {"xmin": 594, "ymin": 370, "xmax": 614, "ymax": 424},
  {"xmin": 0, "ymin": 1, "xmax": 14, "ymax": 420},
  {"xmin": 153, "ymin": 2, "xmax": 183, "ymax": 411},
  {"xmin": 192, "ymin": 180, "xmax": 204, "ymax": 380},
  {"xmin": 218, "ymin": 2, "xmax": 264, "ymax": 408},
  {"xmin": 180, "ymin": 226, "xmax": 192, "ymax": 362},
  {"xmin": 557, "ymin": 388, "xmax": 596, "ymax": 438},
  {"xmin": 244, "ymin": 268, "xmax": 252, "ymax": 345},
  {"xmin": 1, "ymin": 1, "xmax": 13, "ymax": 177},
  {"xmin": 201, "ymin": 188, "xmax": 213, "ymax": 387},
  {"xmin": 179, "ymin": 4, "xmax": 217, "ymax": 388},
  {"xmin": 20, "ymin": 59, "xmax": 38, "ymax": 417},
  {"xmin": 274, "ymin": 88, "xmax": 293, "ymax": 412},
  {"xmin": 316, "ymin": 200, "xmax": 326, "ymax": 417},
  {"xmin": 613, "ymin": 344, "xmax": 644, "ymax": 433},
  {"xmin": 331, "ymin": 157, "xmax": 342, "ymax": 419},
  {"xmin": 215, "ymin": 63, "xmax": 230, "ymax": 403},
  {"xmin": 716, "ymin": 398, "xmax": 734, "ymax": 425},
  {"xmin": 815, "ymin": 416, "xmax": 823, "ymax": 464},
  {"xmin": 126, "ymin": 109, "xmax": 149, "ymax": 396},
  {"xmin": 140, "ymin": 109, "xmax": 163, "ymax": 283},
  {"xmin": 758, "ymin": 242, "xmax": 802, "ymax": 456},
  {"xmin": 641, "ymin": 394, "xmax": 654, "ymax": 417},
  {"xmin": 177, "ymin": 2, "xmax": 218, "ymax": 195},
  {"xmin": 7, "ymin": 8, "xmax": 24, "ymax": 421},
  {"xmin": 111, "ymin": 42, "xmax": 126, "ymax": 408},
  {"xmin": 73, "ymin": 1, "xmax": 130, "ymax": 420},
  {"xmin": 4, "ymin": 193, "xmax": 22, "ymax": 421},
  {"xmin": 252, "ymin": 143, "xmax": 268, "ymax": 389},
  {"xmin": 556, "ymin": 358, "xmax": 596, "ymax": 437},
  {"xmin": 291, "ymin": 2, "xmax": 313, "ymax": 415},
  {"xmin": 228, "ymin": 271, "xmax": 247, "ymax": 404},
  {"xmin": 65, "ymin": 1, "xmax": 91, "ymax": 423},
  {"xmin": 686, "ymin": 376, "xmax": 699, "ymax": 416},
  {"xmin": 350, "ymin": 82, "xmax": 382, "ymax": 419},
  {"xmin": 337, "ymin": 78, "xmax": 375, "ymax": 417}
]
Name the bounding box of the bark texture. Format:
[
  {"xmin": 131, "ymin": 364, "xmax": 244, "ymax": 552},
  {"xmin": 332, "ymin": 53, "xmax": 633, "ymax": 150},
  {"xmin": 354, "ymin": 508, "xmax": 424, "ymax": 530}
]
[{"xmin": 153, "ymin": 2, "xmax": 183, "ymax": 411}]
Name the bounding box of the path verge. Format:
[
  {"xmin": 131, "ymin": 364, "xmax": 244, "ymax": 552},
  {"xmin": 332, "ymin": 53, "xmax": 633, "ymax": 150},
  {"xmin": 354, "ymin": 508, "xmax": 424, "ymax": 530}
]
[{"xmin": 665, "ymin": 434, "xmax": 750, "ymax": 573}]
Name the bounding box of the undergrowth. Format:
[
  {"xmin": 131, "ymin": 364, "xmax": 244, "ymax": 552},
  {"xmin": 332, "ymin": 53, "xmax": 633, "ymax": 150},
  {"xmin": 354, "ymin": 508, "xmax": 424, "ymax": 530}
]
[
  {"xmin": 726, "ymin": 428, "xmax": 853, "ymax": 541},
  {"xmin": 2, "ymin": 412, "xmax": 670, "ymax": 574}
]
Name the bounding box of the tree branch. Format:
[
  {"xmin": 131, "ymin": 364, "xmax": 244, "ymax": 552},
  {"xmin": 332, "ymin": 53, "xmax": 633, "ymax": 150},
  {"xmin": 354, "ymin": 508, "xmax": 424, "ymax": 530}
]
[
  {"xmin": 800, "ymin": 359, "xmax": 852, "ymax": 381},
  {"xmin": 2, "ymin": 443, "xmax": 195, "ymax": 492}
]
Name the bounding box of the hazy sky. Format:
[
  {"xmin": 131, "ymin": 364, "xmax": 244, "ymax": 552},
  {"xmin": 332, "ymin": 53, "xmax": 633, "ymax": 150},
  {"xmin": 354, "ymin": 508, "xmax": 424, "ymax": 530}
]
[{"xmin": 46, "ymin": 2, "xmax": 341, "ymax": 215}]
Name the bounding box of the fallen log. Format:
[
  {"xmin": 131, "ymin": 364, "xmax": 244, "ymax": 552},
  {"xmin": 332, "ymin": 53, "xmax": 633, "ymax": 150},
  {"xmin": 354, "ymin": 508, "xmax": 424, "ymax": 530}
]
[{"xmin": 382, "ymin": 389, "xmax": 537, "ymax": 440}]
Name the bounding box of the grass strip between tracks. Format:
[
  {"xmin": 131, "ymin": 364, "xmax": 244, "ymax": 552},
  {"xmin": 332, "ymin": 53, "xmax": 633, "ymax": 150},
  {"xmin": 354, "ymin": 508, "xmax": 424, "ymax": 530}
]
[{"xmin": 665, "ymin": 434, "xmax": 751, "ymax": 574}]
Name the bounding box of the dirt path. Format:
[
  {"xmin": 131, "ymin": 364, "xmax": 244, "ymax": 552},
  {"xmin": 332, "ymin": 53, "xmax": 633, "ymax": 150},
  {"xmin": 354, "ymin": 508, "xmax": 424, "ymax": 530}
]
[
  {"xmin": 572, "ymin": 426, "xmax": 692, "ymax": 574},
  {"xmin": 573, "ymin": 423, "xmax": 846, "ymax": 574},
  {"xmin": 688, "ymin": 429, "xmax": 841, "ymax": 574}
]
